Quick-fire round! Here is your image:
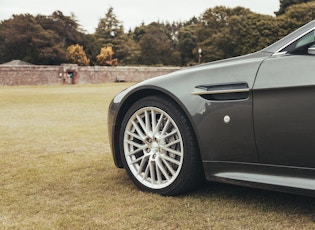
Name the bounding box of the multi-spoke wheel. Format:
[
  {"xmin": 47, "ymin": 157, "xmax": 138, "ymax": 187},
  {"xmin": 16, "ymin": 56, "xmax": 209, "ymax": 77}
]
[{"xmin": 120, "ymin": 95, "xmax": 203, "ymax": 195}]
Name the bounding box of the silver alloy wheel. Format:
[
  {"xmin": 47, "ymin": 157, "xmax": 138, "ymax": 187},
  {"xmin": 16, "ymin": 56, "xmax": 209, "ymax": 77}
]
[{"xmin": 123, "ymin": 106, "xmax": 184, "ymax": 189}]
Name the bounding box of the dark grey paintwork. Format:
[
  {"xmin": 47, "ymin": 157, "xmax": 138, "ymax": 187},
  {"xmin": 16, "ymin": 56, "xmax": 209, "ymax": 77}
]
[{"xmin": 108, "ymin": 20, "xmax": 315, "ymax": 197}]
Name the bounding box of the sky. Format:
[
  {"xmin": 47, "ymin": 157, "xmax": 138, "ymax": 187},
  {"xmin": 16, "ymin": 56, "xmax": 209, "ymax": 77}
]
[{"xmin": 0, "ymin": 0, "xmax": 280, "ymax": 33}]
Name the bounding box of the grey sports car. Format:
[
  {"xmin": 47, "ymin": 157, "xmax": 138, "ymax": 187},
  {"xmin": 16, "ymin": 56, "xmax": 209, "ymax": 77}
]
[{"xmin": 108, "ymin": 20, "xmax": 315, "ymax": 196}]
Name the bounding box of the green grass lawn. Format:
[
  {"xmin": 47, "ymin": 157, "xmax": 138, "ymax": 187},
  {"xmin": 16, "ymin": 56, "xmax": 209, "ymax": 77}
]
[{"xmin": 0, "ymin": 84, "xmax": 314, "ymax": 229}]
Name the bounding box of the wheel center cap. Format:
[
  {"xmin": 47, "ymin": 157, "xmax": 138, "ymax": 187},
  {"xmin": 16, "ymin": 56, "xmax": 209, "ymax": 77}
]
[{"xmin": 151, "ymin": 142, "xmax": 159, "ymax": 153}]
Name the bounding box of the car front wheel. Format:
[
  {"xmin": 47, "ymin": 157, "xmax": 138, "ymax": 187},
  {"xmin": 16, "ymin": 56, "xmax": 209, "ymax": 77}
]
[{"xmin": 119, "ymin": 95, "xmax": 203, "ymax": 195}]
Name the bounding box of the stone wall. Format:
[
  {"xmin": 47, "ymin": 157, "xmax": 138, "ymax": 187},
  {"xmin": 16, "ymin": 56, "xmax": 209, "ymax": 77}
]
[{"xmin": 0, "ymin": 64, "xmax": 181, "ymax": 86}]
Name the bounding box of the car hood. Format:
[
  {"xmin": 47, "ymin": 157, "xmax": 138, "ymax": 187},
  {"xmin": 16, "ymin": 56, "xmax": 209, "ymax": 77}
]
[
  {"xmin": 134, "ymin": 51, "xmax": 271, "ymax": 89},
  {"xmin": 111, "ymin": 51, "xmax": 271, "ymax": 115}
]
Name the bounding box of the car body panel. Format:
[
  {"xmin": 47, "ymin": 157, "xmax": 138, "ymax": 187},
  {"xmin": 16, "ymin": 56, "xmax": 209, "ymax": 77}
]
[
  {"xmin": 254, "ymin": 55, "xmax": 315, "ymax": 168},
  {"xmin": 108, "ymin": 20, "xmax": 315, "ymax": 197},
  {"xmin": 204, "ymin": 162, "xmax": 315, "ymax": 197}
]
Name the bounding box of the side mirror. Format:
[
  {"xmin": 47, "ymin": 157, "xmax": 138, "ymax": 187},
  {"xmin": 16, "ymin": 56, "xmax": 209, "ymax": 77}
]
[{"xmin": 308, "ymin": 47, "xmax": 315, "ymax": 55}]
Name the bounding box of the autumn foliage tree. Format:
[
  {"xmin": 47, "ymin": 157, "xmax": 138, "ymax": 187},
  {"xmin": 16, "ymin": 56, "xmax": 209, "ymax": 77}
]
[
  {"xmin": 96, "ymin": 46, "xmax": 118, "ymax": 66},
  {"xmin": 66, "ymin": 44, "xmax": 90, "ymax": 66}
]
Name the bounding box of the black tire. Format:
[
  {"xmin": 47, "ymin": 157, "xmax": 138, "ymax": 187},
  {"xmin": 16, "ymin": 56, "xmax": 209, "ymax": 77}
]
[{"xmin": 119, "ymin": 95, "xmax": 203, "ymax": 196}]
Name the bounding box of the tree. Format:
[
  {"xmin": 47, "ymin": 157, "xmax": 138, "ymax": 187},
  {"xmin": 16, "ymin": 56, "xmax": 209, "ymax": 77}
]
[
  {"xmin": 0, "ymin": 14, "xmax": 67, "ymax": 64},
  {"xmin": 95, "ymin": 7, "xmax": 123, "ymax": 45},
  {"xmin": 66, "ymin": 44, "xmax": 90, "ymax": 66},
  {"xmin": 0, "ymin": 14, "xmax": 42, "ymax": 62},
  {"xmin": 275, "ymin": 0, "xmax": 315, "ymax": 16},
  {"xmin": 279, "ymin": 1, "xmax": 315, "ymax": 25},
  {"xmin": 196, "ymin": 6, "xmax": 280, "ymax": 62},
  {"xmin": 81, "ymin": 34, "xmax": 100, "ymax": 65},
  {"xmin": 230, "ymin": 13, "xmax": 279, "ymax": 55},
  {"xmin": 96, "ymin": 46, "xmax": 118, "ymax": 66},
  {"xmin": 177, "ymin": 25, "xmax": 197, "ymax": 66},
  {"xmin": 37, "ymin": 11, "xmax": 83, "ymax": 48},
  {"xmin": 137, "ymin": 23, "xmax": 180, "ymax": 66},
  {"xmin": 35, "ymin": 11, "xmax": 85, "ymax": 64},
  {"xmin": 0, "ymin": 11, "xmax": 86, "ymax": 65},
  {"xmin": 118, "ymin": 36, "xmax": 141, "ymax": 65},
  {"xmin": 95, "ymin": 7, "xmax": 138, "ymax": 65}
]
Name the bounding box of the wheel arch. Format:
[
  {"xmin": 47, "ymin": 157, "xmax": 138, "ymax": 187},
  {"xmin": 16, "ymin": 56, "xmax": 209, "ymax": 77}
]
[{"xmin": 112, "ymin": 86, "xmax": 201, "ymax": 169}]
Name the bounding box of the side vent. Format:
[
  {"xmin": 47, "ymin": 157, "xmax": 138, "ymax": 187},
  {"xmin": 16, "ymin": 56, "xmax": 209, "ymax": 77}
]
[{"xmin": 192, "ymin": 82, "xmax": 250, "ymax": 101}]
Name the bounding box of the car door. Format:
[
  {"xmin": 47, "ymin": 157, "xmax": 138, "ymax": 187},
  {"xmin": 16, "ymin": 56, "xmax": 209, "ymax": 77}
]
[{"xmin": 253, "ymin": 30, "xmax": 315, "ymax": 168}]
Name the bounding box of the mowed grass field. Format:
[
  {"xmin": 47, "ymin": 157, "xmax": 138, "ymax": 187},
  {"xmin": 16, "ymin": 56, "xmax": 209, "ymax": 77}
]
[{"xmin": 0, "ymin": 83, "xmax": 314, "ymax": 229}]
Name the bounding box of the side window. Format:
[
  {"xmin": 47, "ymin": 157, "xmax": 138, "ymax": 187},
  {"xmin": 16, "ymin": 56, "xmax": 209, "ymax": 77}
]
[{"xmin": 281, "ymin": 30, "xmax": 315, "ymax": 54}]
